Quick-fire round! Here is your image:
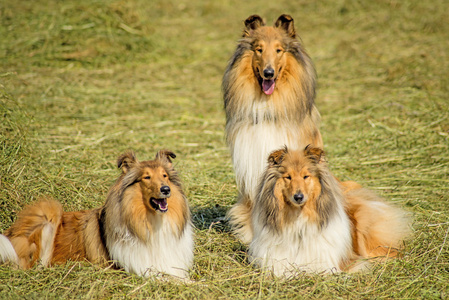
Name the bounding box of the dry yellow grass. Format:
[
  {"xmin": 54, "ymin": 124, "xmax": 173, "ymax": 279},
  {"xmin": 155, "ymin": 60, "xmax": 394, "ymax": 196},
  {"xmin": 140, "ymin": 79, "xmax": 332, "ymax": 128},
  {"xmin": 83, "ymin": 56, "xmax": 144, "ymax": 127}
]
[{"xmin": 1, "ymin": 0, "xmax": 448, "ymax": 298}]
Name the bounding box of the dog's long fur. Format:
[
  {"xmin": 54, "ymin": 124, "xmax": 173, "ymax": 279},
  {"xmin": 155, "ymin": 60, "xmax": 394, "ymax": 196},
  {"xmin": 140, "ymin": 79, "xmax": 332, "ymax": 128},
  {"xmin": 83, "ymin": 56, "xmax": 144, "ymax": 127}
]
[
  {"xmin": 223, "ymin": 15, "xmax": 323, "ymax": 244},
  {"xmin": 249, "ymin": 146, "xmax": 410, "ymax": 276},
  {"xmin": 0, "ymin": 150, "xmax": 194, "ymax": 279}
]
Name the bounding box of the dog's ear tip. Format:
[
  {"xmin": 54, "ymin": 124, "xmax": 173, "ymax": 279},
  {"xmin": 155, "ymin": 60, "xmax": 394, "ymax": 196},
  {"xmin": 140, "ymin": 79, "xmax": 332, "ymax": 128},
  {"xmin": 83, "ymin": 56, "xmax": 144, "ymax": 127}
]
[
  {"xmin": 304, "ymin": 145, "xmax": 324, "ymax": 163},
  {"xmin": 156, "ymin": 149, "xmax": 177, "ymax": 163},
  {"xmin": 275, "ymin": 14, "xmax": 296, "ymax": 38},
  {"xmin": 117, "ymin": 150, "xmax": 137, "ymax": 172},
  {"xmin": 243, "ymin": 14, "xmax": 265, "ymax": 36},
  {"xmin": 278, "ymin": 14, "xmax": 293, "ymax": 21},
  {"xmin": 268, "ymin": 147, "xmax": 288, "ymax": 165},
  {"xmin": 245, "ymin": 14, "xmax": 263, "ymax": 22}
]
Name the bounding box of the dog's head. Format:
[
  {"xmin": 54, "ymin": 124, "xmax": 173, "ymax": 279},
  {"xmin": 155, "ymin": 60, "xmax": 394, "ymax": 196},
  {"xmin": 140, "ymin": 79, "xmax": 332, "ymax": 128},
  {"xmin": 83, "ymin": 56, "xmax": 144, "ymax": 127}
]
[
  {"xmin": 267, "ymin": 145, "xmax": 324, "ymax": 208},
  {"xmin": 258, "ymin": 146, "xmax": 339, "ymax": 229},
  {"xmin": 117, "ymin": 150, "xmax": 180, "ymax": 214},
  {"xmin": 242, "ymin": 14, "xmax": 297, "ymax": 95}
]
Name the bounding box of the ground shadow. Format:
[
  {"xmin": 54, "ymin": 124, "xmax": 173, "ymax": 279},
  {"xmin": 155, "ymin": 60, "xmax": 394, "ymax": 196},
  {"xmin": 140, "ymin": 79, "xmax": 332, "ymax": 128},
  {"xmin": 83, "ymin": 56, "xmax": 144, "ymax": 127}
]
[{"xmin": 191, "ymin": 204, "xmax": 232, "ymax": 232}]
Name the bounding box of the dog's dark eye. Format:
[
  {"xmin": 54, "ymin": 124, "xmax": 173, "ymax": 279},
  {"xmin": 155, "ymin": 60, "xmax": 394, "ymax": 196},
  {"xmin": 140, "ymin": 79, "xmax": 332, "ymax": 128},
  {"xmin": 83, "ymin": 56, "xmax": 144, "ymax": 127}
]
[
  {"xmin": 163, "ymin": 174, "xmax": 168, "ymax": 178},
  {"xmin": 304, "ymin": 175, "xmax": 309, "ymax": 180},
  {"xmin": 256, "ymin": 48, "xmax": 263, "ymax": 53},
  {"xmin": 144, "ymin": 176, "xmax": 151, "ymax": 180},
  {"xmin": 285, "ymin": 175, "xmax": 291, "ymax": 180},
  {"xmin": 276, "ymin": 49, "xmax": 282, "ymax": 53}
]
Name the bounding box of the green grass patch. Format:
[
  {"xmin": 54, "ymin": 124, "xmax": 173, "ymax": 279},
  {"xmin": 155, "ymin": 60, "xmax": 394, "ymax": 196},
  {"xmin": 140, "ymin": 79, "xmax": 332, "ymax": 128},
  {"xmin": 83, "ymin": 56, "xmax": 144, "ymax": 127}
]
[{"xmin": 1, "ymin": 0, "xmax": 448, "ymax": 298}]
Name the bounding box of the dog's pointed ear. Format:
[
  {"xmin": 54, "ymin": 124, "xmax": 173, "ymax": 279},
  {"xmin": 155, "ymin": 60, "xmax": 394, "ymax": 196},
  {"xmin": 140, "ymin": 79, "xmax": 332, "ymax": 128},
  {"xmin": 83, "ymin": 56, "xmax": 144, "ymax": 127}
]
[
  {"xmin": 155, "ymin": 149, "xmax": 176, "ymax": 166},
  {"xmin": 243, "ymin": 15, "xmax": 265, "ymax": 37},
  {"xmin": 268, "ymin": 147, "xmax": 288, "ymax": 166},
  {"xmin": 117, "ymin": 151, "xmax": 137, "ymax": 174},
  {"xmin": 304, "ymin": 145, "xmax": 324, "ymax": 164},
  {"xmin": 275, "ymin": 14, "xmax": 296, "ymax": 38}
]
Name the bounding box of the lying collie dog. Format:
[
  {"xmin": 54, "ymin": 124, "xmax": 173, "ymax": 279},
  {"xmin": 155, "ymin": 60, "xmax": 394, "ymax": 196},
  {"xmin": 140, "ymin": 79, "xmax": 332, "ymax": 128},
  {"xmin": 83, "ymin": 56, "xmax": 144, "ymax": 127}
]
[
  {"xmin": 0, "ymin": 150, "xmax": 194, "ymax": 279},
  {"xmin": 223, "ymin": 14, "xmax": 323, "ymax": 244},
  {"xmin": 249, "ymin": 146, "xmax": 410, "ymax": 276}
]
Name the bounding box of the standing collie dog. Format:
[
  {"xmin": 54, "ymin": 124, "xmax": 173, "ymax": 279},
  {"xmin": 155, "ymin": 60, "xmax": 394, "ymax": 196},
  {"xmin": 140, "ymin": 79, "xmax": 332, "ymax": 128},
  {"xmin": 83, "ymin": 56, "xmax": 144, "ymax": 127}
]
[
  {"xmin": 223, "ymin": 14, "xmax": 323, "ymax": 244},
  {"xmin": 0, "ymin": 150, "xmax": 194, "ymax": 279},
  {"xmin": 249, "ymin": 146, "xmax": 410, "ymax": 276}
]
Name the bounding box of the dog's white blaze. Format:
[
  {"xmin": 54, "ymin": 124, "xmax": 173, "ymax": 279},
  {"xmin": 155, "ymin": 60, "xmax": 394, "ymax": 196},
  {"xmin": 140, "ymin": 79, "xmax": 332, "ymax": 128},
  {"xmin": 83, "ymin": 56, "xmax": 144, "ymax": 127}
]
[
  {"xmin": 249, "ymin": 199, "xmax": 352, "ymax": 276},
  {"xmin": 108, "ymin": 216, "xmax": 194, "ymax": 279}
]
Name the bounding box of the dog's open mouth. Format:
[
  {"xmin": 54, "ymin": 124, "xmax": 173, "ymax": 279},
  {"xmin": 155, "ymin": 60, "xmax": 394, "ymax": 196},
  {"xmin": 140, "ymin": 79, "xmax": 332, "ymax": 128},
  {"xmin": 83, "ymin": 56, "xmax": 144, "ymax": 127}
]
[
  {"xmin": 150, "ymin": 198, "xmax": 168, "ymax": 213},
  {"xmin": 262, "ymin": 79, "xmax": 276, "ymax": 95}
]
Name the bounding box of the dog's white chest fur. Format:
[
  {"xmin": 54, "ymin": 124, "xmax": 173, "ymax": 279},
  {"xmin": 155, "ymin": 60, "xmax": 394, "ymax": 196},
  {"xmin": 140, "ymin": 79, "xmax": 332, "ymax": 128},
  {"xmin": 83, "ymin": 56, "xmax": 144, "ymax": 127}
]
[
  {"xmin": 108, "ymin": 217, "xmax": 194, "ymax": 279},
  {"xmin": 249, "ymin": 206, "xmax": 352, "ymax": 276},
  {"xmin": 231, "ymin": 122, "xmax": 306, "ymax": 200}
]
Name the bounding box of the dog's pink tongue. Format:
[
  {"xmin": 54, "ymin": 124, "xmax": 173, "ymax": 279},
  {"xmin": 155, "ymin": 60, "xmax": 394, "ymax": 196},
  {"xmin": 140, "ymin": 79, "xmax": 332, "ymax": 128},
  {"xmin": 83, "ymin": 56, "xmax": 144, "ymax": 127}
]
[
  {"xmin": 154, "ymin": 198, "xmax": 168, "ymax": 211},
  {"xmin": 159, "ymin": 201, "xmax": 167, "ymax": 211},
  {"xmin": 159, "ymin": 200, "xmax": 168, "ymax": 211},
  {"xmin": 262, "ymin": 79, "xmax": 275, "ymax": 95}
]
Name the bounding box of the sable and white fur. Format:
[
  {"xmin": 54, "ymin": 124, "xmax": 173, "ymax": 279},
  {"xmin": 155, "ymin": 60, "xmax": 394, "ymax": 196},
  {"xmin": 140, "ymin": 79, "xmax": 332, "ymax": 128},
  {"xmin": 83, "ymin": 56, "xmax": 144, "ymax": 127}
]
[
  {"xmin": 223, "ymin": 15, "xmax": 323, "ymax": 244},
  {"xmin": 0, "ymin": 150, "xmax": 194, "ymax": 279},
  {"xmin": 249, "ymin": 146, "xmax": 410, "ymax": 276}
]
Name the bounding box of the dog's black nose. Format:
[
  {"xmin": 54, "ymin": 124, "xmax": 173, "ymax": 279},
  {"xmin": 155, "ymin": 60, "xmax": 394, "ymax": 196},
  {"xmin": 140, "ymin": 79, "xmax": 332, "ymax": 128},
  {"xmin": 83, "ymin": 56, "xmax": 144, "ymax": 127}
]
[
  {"xmin": 293, "ymin": 193, "xmax": 304, "ymax": 203},
  {"xmin": 160, "ymin": 185, "xmax": 171, "ymax": 196},
  {"xmin": 263, "ymin": 68, "xmax": 275, "ymax": 79}
]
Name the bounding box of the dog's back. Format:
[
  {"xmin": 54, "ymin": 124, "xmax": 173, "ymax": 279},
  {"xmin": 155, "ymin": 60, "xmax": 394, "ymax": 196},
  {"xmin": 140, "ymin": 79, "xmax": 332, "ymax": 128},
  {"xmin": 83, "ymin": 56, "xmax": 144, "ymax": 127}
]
[
  {"xmin": 2, "ymin": 199, "xmax": 63, "ymax": 268},
  {"xmin": 1, "ymin": 199, "xmax": 109, "ymax": 269},
  {"xmin": 51, "ymin": 208, "xmax": 108, "ymax": 264}
]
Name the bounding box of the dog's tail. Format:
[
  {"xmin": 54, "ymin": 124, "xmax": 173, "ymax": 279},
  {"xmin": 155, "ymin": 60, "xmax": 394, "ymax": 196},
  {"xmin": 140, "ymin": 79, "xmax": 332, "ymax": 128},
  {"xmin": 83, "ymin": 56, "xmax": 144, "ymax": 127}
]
[
  {"xmin": 2, "ymin": 199, "xmax": 63, "ymax": 269},
  {"xmin": 346, "ymin": 188, "xmax": 411, "ymax": 258},
  {"xmin": 0, "ymin": 234, "xmax": 19, "ymax": 266}
]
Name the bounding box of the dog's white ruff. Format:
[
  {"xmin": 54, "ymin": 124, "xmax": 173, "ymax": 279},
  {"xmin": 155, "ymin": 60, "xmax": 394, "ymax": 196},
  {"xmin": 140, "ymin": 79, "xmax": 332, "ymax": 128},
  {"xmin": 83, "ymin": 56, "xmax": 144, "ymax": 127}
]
[
  {"xmin": 249, "ymin": 198, "xmax": 352, "ymax": 276},
  {"xmin": 230, "ymin": 103, "xmax": 311, "ymax": 201},
  {"xmin": 107, "ymin": 215, "xmax": 194, "ymax": 279}
]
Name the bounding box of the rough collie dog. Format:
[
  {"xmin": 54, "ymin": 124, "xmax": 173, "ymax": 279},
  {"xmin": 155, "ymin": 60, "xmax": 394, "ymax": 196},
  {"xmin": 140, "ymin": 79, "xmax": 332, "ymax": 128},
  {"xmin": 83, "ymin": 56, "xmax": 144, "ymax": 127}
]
[
  {"xmin": 0, "ymin": 150, "xmax": 194, "ymax": 279},
  {"xmin": 223, "ymin": 14, "xmax": 323, "ymax": 244},
  {"xmin": 249, "ymin": 146, "xmax": 410, "ymax": 276}
]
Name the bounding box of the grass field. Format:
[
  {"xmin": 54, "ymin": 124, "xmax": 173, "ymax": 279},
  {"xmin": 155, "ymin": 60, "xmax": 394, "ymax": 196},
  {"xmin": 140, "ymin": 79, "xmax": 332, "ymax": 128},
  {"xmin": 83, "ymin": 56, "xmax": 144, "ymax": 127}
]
[{"xmin": 1, "ymin": 0, "xmax": 448, "ymax": 298}]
